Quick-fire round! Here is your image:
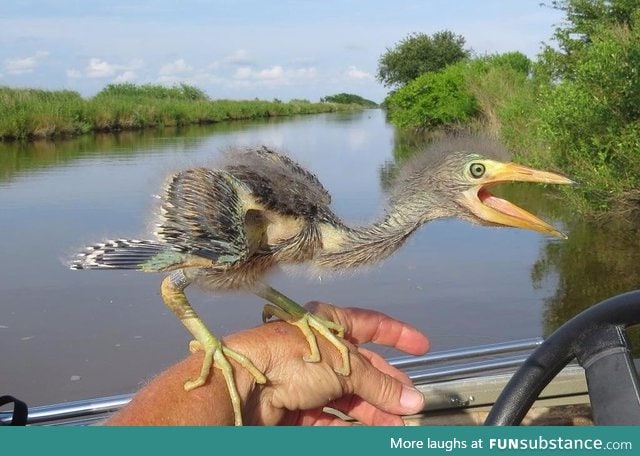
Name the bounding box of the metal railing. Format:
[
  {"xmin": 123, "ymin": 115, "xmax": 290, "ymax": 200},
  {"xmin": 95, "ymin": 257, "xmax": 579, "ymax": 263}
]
[{"xmin": 390, "ymin": 337, "xmax": 543, "ymax": 383}]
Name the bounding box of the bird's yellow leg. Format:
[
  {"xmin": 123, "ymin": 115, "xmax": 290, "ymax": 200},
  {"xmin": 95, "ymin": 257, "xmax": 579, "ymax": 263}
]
[
  {"xmin": 255, "ymin": 284, "xmax": 350, "ymax": 376},
  {"xmin": 161, "ymin": 271, "xmax": 266, "ymax": 426}
]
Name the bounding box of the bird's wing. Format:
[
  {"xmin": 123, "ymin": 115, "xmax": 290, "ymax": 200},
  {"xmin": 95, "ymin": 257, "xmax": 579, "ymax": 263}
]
[
  {"xmin": 155, "ymin": 168, "xmax": 249, "ymax": 265},
  {"xmin": 255, "ymin": 147, "xmax": 331, "ymax": 205},
  {"xmin": 225, "ymin": 146, "xmax": 334, "ymax": 221}
]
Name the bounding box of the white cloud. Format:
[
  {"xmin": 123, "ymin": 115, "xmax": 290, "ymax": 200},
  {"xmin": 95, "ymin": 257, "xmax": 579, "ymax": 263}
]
[
  {"xmin": 233, "ymin": 66, "xmax": 253, "ymax": 79},
  {"xmin": 86, "ymin": 58, "xmax": 116, "ymax": 78},
  {"xmin": 346, "ymin": 65, "xmax": 372, "ymax": 80},
  {"xmin": 114, "ymin": 71, "xmax": 137, "ymax": 83},
  {"xmin": 67, "ymin": 58, "xmax": 143, "ymax": 80},
  {"xmin": 4, "ymin": 51, "xmax": 49, "ymax": 75},
  {"xmin": 224, "ymin": 49, "xmax": 252, "ymax": 65},
  {"xmin": 66, "ymin": 69, "xmax": 82, "ymax": 79},
  {"xmin": 156, "ymin": 69, "xmax": 225, "ymax": 88},
  {"xmin": 204, "ymin": 61, "xmax": 221, "ymax": 71},
  {"xmin": 159, "ymin": 58, "xmax": 193, "ymax": 75},
  {"xmin": 5, "ymin": 58, "xmax": 35, "ymax": 74},
  {"xmin": 295, "ymin": 67, "xmax": 317, "ymax": 78},
  {"xmin": 233, "ymin": 66, "xmax": 286, "ymax": 82},
  {"xmin": 256, "ymin": 65, "xmax": 284, "ymax": 80},
  {"xmin": 230, "ymin": 65, "xmax": 316, "ymax": 88}
]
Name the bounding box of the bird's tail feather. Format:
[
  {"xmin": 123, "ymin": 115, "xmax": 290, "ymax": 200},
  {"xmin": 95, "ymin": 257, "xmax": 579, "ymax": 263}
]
[{"xmin": 70, "ymin": 239, "xmax": 170, "ymax": 271}]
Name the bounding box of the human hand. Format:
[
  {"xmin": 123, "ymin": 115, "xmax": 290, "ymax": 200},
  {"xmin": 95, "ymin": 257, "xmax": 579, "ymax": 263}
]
[
  {"xmin": 105, "ymin": 301, "xmax": 429, "ymax": 426},
  {"xmin": 230, "ymin": 302, "xmax": 429, "ymax": 425}
]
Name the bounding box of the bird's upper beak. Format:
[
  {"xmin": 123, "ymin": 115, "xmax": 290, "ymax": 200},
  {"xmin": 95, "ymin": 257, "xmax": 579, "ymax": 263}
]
[{"xmin": 462, "ymin": 162, "xmax": 575, "ymax": 238}]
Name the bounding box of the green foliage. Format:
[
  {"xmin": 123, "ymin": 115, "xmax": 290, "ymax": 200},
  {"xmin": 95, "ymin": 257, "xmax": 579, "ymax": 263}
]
[
  {"xmin": 540, "ymin": 0, "xmax": 639, "ymax": 80},
  {"xmin": 478, "ymin": 51, "xmax": 532, "ymax": 74},
  {"xmin": 0, "ymin": 87, "xmax": 88, "ymax": 138},
  {"xmin": 385, "ymin": 62, "xmax": 477, "ymax": 129},
  {"xmin": 463, "ymin": 52, "xmax": 540, "ymax": 149},
  {"xmin": 95, "ymin": 83, "xmax": 209, "ymax": 101},
  {"xmin": 384, "ymin": 52, "xmax": 532, "ymax": 132},
  {"xmin": 0, "ymin": 84, "xmax": 361, "ymax": 140},
  {"xmin": 321, "ymin": 93, "xmax": 378, "ymax": 107},
  {"xmin": 532, "ymin": 1, "xmax": 640, "ymax": 214},
  {"xmin": 377, "ymin": 31, "xmax": 469, "ymax": 88},
  {"xmin": 382, "ymin": 0, "xmax": 640, "ymax": 216}
]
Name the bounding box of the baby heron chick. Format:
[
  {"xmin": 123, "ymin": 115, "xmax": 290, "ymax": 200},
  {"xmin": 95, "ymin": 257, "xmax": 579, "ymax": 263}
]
[{"xmin": 71, "ymin": 146, "xmax": 572, "ymax": 425}]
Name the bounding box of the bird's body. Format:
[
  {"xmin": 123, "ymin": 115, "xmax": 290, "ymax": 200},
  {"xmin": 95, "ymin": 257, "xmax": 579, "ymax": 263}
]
[
  {"xmin": 72, "ymin": 145, "xmax": 573, "ymax": 425},
  {"xmin": 171, "ymin": 149, "xmax": 344, "ymax": 288},
  {"xmin": 76, "ymin": 146, "xmax": 428, "ymax": 288}
]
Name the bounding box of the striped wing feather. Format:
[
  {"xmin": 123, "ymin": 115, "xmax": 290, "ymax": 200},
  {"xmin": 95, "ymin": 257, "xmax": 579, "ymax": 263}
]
[{"xmin": 156, "ymin": 168, "xmax": 249, "ymax": 264}]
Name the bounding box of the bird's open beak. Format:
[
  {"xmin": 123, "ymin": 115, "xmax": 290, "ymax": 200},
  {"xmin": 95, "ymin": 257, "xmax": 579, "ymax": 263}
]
[{"xmin": 462, "ymin": 162, "xmax": 575, "ymax": 239}]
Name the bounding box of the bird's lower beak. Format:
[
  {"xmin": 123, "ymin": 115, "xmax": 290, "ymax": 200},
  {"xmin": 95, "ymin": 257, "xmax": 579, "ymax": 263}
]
[{"xmin": 462, "ymin": 162, "xmax": 574, "ymax": 239}]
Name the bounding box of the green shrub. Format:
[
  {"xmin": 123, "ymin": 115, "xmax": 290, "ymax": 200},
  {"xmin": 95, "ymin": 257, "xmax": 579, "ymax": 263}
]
[
  {"xmin": 463, "ymin": 53, "xmax": 534, "ymax": 140},
  {"xmin": 321, "ymin": 93, "xmax": 378, "ymax": 107},
  {"xmin": 385, "ymin": 62, "xmax": 477, "ymax": 129},
  {"xmin": 532, "ymin": 18, "xmax": 640, "ymax": 213},
  {"xmin": 384, "ymin": 52, "xmax": 533, "ymax": 133}
]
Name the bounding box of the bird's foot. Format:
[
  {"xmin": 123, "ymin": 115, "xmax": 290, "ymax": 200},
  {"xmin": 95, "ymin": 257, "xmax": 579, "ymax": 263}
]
[
  {"xmin": 262, "ymin": 303, "xmax": 350, "ymax": 376},
  {"xmin": 187, "ymin": 337, "xmax": 267, "ymax": 426}
]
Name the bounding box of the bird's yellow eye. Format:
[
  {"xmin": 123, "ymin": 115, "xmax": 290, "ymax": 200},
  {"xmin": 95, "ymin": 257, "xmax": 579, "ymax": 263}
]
[{"xmin": 469, "ymin": 162, "xmax": 485, "ymax": 178}]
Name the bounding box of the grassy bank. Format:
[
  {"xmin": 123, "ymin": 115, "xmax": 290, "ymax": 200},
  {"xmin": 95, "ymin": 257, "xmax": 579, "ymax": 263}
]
[{"xmin": 0, "ymin": 83, "xmax": 364, "ymax": 140}]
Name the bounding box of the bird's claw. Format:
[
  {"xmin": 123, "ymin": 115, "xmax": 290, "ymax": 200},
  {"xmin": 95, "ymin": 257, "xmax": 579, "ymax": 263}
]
[
  {"xmin": 185, "ymin": 336, "xmax": 267, "ymax": 426},
  {"xmin": 296, "ymin": 312, "xmax": 350, "ymax": 375},
  {"xmin": 262, "ymin": 304, "xmax": 350, "ymax": 376},
  {"xmin": 261, "ymin": 303, "xmax": 345, "ymax": 337}
]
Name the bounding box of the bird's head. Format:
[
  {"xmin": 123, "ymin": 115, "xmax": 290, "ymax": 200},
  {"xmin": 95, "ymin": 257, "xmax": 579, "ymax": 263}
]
[{"xmin": 396, "ymin": 151, "xmax": 574, "ymax": 238}]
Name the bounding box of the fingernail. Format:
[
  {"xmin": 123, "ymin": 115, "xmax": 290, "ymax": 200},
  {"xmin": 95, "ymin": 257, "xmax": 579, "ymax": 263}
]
[{"xmin": 400, "ymin": 385, "xmax": 424, "ymax": 411}]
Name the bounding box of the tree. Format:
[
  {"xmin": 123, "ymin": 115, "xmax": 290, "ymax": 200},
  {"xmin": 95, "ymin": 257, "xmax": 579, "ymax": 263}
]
[
  {"xmin": 376, "ymin": 31, "xmax": 469, "ymax": 88},
  {"xmin": 540, "ymin": 0, "xmax": 639, "ymax": 79},
  {"xmin": 536, "ymin": 0, "xmax": 640, "ymax": 214},
  {"xmin": 321, "ymin": 93, "xmax": 378, "ymax": 107}
]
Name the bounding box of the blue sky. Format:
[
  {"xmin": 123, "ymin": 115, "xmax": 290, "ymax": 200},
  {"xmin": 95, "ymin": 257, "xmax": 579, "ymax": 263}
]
[{"xmin": 1, "ymin": 1, "xmax": 564, "ymax": 102}]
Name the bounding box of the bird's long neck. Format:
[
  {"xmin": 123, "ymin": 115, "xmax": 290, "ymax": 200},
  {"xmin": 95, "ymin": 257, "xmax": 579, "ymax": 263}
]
[{"xmin": 315, "ymin": 199, "xmax": 443, "ymax": 269}]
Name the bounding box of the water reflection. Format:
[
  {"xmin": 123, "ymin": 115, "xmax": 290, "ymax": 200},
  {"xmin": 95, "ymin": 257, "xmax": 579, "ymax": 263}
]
[
  {"xmin": 0, "ymin": 119, "xmax": 298, "ymax": 183},
  {"xmin": 389, "ymin": 130, "xmax": 640, "ymax": 350},
  {"xmin": 533, "ymin": 218, "xmax": 640, "ymax": 345},
  {"xmin": 491, "ymin": 181, "xmax": 640, "ymax": 338},
  {"xmin": 1, "ymin": 109, "xmax": 638, "ymax": 406}
]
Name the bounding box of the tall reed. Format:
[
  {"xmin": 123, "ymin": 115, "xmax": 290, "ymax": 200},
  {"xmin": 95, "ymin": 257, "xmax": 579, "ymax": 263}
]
[{"xmin": 0, "ymin": 84, "xmax": 361, "ymax": 140}]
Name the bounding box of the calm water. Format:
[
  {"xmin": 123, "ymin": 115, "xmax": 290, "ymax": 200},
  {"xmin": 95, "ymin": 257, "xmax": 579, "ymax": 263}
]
[{"xmin": 1, "ymin": 109, "xmax": 639, "ymax": 406}]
